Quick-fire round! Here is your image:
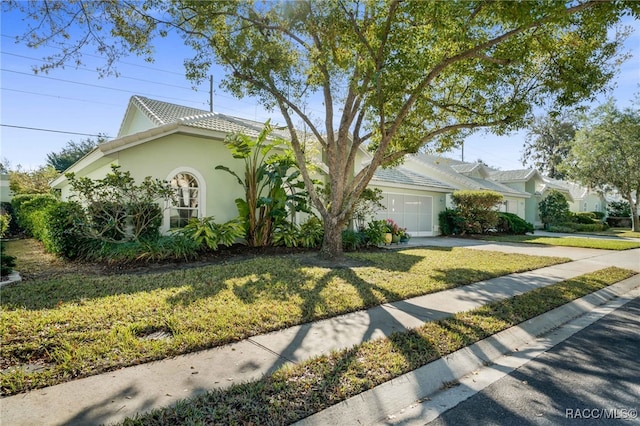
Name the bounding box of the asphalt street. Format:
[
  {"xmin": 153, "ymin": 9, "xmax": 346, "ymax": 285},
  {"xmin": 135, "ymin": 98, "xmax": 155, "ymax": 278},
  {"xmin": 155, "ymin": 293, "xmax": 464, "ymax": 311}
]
[{"xmin": 426, "ymin": 297, "xmax": 640, "ymax": 426}]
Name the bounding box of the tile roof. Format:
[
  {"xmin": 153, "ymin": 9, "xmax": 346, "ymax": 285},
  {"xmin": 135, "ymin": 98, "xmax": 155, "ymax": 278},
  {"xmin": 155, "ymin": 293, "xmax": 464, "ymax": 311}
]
[
  {"xmin": 489, "ymin": 169, "xmax": 539, "ymax": 182},
  {"xmin": 131, "ymin": 96, "xmax": 295, "ymax": 140},
  {"xmin": 372, "ymin": 167, "xmax": 454, "ymax": 190},
  {"xmin": 411, "ymin": 154, "xmax": 530, "ymax": 197}
]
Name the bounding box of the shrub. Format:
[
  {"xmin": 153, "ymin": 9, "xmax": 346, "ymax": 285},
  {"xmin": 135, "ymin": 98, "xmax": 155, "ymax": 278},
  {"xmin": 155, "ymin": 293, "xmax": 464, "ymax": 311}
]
[
  {"xmin": 0, "ymin": 202, "xmax": 19, "ymax": 237},
  {"xmin": 42, "ymin": 201, "xmax": 87, "ymax": 259},
  {"xmin": 176, "ymin": 217, "xmax": 244, "ymax": 251},
  {"xmin": 80, "ymin": 236, "xmax": 199, "ymax": 264},
  {"xmin": 607, "ymin": 200, "xmax": 631, "ymax": 218},
  {"xmin": 365, "ymin": 220, "xmax": 387, "ymax": 246},
  {"xmin": 342, "ymin": 229, "xmax": 366, "ymax": 251},
  {"xmin": 0, "ymin": 213, "xmax": 10, "ymax": 238},
  {"xmin": 297, "ymin": 217, "xmax": 324, "ymax": 248},
  {"xmin": 272, "ymin": 221, "xmax": 300, "ymax": 248},
  {"xmin": 451, "ymin": 190, "xmax": 503, "ymax": 234},
  {"xmin": 67, "ymin": 165, "xmax": 173, "ymax": 243},
  {"xmin": 571, "ymin": 212, "xmax": 597, "ymax": 224},
  {"xmin": 496, "ymin": 212, "xmax": 534, "ymax": 235},
  {"xmin": 539, "ymin": 190, "xmax": 570, "ymax": 229},
  {"xmin": 1, "ymin": 244, "xmax": 16, "ymax": 277},
  {"xmin": 591, "ymin": 211, "xmax": 605, "ymax": 220},
  {"xmin": 439, "ymin": 208, "xmax": 461, "ymax": 236},
  {"xmin": 11, "ymin": 193, "xmax": 58, "ymax": 236}
]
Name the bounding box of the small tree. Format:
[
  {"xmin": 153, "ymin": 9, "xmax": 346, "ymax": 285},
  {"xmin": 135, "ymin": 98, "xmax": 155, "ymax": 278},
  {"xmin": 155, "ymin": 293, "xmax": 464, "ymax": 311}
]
[
  {"xmin": 352, "ymin": 188, "xmax": 384, "ymax": 231},
  {"xmin": 216, "ymin": 121, "xmax": 309, "ymax": 247},
  {"xmin": 607, "ymin": 200, "xmax": 631, "ymax": 218},
  {"xmin": 539, "ymin": 190, "xmax": 570, "ymax": 229},
  {"xmin": 67, "ymin": 165, "xmax": 174, "ymax": 242},
  {"xmin": 451, "ymin": 190, "xmax": 503, "ymax": 235}
]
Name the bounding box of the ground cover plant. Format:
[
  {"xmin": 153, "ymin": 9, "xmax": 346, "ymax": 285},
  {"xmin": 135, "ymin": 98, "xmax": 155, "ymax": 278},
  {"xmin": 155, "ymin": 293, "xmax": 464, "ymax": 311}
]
[
  {"xmin": 119, "ymin": 267, "xmax": 635, "ymax": 425},
  {"xmin": 0, "ymin": 240, "xmax": 570, "ymax": 395},
  {"xmin": 478, "ymin": 235, "xmax": 640, "ymax": 250}
]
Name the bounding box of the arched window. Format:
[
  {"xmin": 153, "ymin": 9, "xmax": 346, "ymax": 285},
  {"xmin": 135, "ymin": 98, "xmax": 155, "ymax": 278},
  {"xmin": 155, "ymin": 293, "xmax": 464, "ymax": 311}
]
[{"xmin": 169, "ymin": 172, "xmax": 199, "ymax": 229}]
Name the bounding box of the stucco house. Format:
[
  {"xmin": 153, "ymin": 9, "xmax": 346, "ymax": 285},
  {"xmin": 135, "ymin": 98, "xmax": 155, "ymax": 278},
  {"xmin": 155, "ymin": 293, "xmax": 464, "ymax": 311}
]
[
  {"xmin": 52, "ymin": 95, "xmax": 606, "ymax": 238},
  {"xmin": 0, "ymin": 173, "xmax": 12, "ymax": 203},
  {"xmin": 51, "ymin": 95, "xmax": 304, "ymax": 233}
]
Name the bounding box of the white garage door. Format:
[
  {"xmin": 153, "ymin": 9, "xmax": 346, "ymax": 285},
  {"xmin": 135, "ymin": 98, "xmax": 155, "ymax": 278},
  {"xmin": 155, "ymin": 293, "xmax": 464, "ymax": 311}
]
[{"xmin": 375, "ymin": 193, "xmax": 434, "ymax": 236}]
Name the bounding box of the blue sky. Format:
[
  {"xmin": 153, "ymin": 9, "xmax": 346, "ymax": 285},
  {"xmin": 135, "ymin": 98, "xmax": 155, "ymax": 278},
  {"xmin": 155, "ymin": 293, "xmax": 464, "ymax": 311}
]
[{"xmin": 1, "ymin": 8, "xmax": 638, "ymax": 171}]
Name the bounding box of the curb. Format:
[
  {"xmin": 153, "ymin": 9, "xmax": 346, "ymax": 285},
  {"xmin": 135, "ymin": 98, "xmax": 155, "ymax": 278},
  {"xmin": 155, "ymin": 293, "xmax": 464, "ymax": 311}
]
[
  {"xmin": 0, "ymin": 271, "xmax": 22, "ymax": 288},
  {"xmin": 295, "ymin": 274, "xmax": 640, "ymax": 426}
]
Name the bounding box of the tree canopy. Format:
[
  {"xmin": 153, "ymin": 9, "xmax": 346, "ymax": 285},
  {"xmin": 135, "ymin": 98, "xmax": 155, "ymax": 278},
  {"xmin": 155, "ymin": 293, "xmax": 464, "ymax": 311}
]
[
  {"xmin": 521, "ymin": 113, "xmax": 577, "ymax": 179},
  {"xmin": 46, "ymin": 136, "xmax": 103, "ymax": 172},
  {"xmin": 5, "ymin": 0, "xmax": 637, "ymax": 257},
  {"xmin": 562, "ymin": 99, "xmax": 640, "ymax": 231}
]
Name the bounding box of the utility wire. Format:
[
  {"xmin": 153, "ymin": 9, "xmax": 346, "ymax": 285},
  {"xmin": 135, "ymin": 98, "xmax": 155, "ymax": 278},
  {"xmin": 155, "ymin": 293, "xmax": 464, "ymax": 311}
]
[
  {"xmin": 2, "ymin": 51, "xmax": 197, "ymax": 91},
  {"xmin": 1, "ymin": 68, "xmax": 200, "ymax": 104},
  {"xmin": 1, "ymin": 87, "xmax": 122, "ymax": 107},
  {"xmin": 1, "ymin": 34, "xmax": 186, "ymax": 76},
  {"xmin": 1, "ymin": 124, "xmax": 111, "ymax": 138}
]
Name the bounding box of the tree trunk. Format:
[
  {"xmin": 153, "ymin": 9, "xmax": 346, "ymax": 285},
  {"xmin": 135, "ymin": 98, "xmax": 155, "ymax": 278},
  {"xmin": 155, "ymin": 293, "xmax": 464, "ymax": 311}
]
[
  {"xmin": 628, "ymin": 192, "xmax": 639, "ymax": 233},
  {"xmin": 319, "ymin": 215, "xmax": 344, "ymax": 260}
]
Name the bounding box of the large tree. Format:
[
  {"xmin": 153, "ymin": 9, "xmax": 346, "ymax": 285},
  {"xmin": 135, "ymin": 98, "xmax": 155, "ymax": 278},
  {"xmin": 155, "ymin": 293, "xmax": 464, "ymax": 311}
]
[
  {"xmin": 562, "ymin": 100, "xmax": 640, "ymax": 232},
  {"xmin": 46, "ymin": 136, "xmax": 103, "ymax": 172},
  {"xmin": 521, "ymin": 113, "xmax": 577, "ymax": 179},
  {"xmin": 5, "ymin": 0, "xmax": 636, "ymax": 258}
]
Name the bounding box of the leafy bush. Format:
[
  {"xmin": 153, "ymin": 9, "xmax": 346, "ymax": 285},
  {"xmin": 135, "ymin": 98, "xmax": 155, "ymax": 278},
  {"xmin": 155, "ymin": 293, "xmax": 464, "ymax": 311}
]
[
  {"xmin": 365, "ymin": 220, "xmax": 387, "ymax": 246},
  {"xmin": 272, "ymin": 222, "xmax": 300, "ymax": 247},
  {"xmin": 451, "ymin": 190, "xmax": 503, "ymax": 234},
  {"xmin": 297, "ymin": 217, "xmax": 324, "ymax": 248},
  {"xmin": 0, "ymin": 213, "xmax": 10, "ymax": 238},
  {"xmin": 176, "ymin": 217, "xmax": 244, "ymax": 251},
  {"xmin": 1, "ymin": 244, "xmax": 16, "ymax": 276},
  {"xmin": 496, "ymin": 212, "xmax": 534, "ymax": 235},
  {"xmin": 342, "ymin": 229, "xmax": 366, "ymax": 251},
  {"xmin": 11, "ymin": 193, "xmax": 57, "ymax": 236},
  {"xmin": 80, "ymin": 236, "xmax": 199, "ymax": 264},
  {"xmin": 0, "ymin": 202, "xmax": 19, "ymax": 237},
  {"xmin": 591, "ymin": 211, "xmax": 605, "ymax": 220},
  {"xmin": 41, "ymin": 201, "xmax": 87, "ymax": 259},
  {"xmin": 607, "ymin": 200, "xmax": 631, "ymax": 218},
  {"xmin": 439, "ymin": 208, "xmax": 463, "ymax": 236},
  {"xmin": 539, "ymin": 190, "xmax": 570, "ymax": 229},
  {"xmin": 571, "ymin": 212, "xmax": 597, "ymax": 224},
  {"xmin": 67, "ymin": 165, "xmax": 173, "ymax": 242}
]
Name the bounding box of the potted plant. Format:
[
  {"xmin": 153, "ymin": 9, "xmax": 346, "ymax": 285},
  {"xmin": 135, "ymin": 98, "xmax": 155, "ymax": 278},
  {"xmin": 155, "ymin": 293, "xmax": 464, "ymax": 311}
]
[
  {"xmin": 386, "ymin": 219, "xmax": 401, "ymax": 244},
  {"xmin": 399, "ymin": 228, "xmax": 411, "ymax": 243}
]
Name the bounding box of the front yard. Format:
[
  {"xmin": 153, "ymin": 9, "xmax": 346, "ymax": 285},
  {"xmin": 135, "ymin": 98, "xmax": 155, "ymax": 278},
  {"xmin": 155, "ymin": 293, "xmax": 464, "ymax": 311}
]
[{"xmin": 1, "ymin": 239, "xmax": 570, "ymax": 395}]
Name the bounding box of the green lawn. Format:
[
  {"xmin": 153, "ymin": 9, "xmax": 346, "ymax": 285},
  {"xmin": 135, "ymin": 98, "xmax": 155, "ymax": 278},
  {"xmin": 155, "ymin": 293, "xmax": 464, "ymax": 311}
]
[
  {"xmin": 480, "ymin": 235, "xmax": 640, "ymax": 250},
  {"xmin": 121, "ymin": 267, "xmax": 635, "ymax": 425},
  {"xmin": 1, "ymin": 239, "xmax": 570, "ymax": 395}
]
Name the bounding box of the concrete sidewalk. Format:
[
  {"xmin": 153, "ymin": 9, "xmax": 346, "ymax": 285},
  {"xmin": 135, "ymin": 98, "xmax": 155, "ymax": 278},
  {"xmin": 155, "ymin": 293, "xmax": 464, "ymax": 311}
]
[{"xmin": 1, "ymin": 242, "xmax": 639, "ymax": 426}]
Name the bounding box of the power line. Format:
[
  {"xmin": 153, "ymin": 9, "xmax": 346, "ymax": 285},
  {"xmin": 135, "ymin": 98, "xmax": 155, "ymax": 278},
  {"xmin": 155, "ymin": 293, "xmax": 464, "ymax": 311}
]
[
  {"xmin": 1, "ymin": 124, "xmax": 110, "ymax": 138},
  {"xmin": 1, "ymin": 33, "xmax": 186, "ymax": 76},
  {"xmin": 1, "ymin": 68, "xmax": 201, "ymax": 105},
  {"xmin": 2, "ymin": 51, "xmax": 198, "ymax": 91},
  {"xmin": 1, "ymin": 87, "xmax": 122, "ymax": 107}
]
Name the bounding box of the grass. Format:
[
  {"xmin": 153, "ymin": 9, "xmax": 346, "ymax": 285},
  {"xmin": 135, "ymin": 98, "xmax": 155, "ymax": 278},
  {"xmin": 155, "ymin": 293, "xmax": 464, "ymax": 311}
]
[
  {"xmin": 479, "ymin": 234, "xmax": 640, "ymax": 250},
  {"xmin": 1, "ymin": 239, "xmax": 570, "ymax": 395},
  {"xmin": 580, "ymin": 228, "xmax": 640, "ymax": 239},
  {"xmin": 120, "ymin": 267, "xmax": 635, "ymax": 425}
]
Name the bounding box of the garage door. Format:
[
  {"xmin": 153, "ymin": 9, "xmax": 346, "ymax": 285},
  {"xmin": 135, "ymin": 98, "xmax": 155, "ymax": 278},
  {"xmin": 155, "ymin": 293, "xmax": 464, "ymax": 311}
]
[{"xmin": 375, "ymin": 193, "xmax": 434, "ymax": 236}]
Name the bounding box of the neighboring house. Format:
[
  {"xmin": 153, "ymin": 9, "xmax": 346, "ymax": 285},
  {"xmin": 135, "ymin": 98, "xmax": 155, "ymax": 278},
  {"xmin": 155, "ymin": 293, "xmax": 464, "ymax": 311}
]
[
  {"xmin": 488, "ymin": 169, "xmax": 544, "ymax": 226},
  {"xmin": 403, "ymin": 155, "xmax": 532, "ymax": 219},
  {"xmin": 0, "ymin": 173, "xmax": 11, "ymax": 203},
  {"xmin": 368, "ymin": 166, "xmax": 454, "ymax": 236},
  {"xmin": 543, "ymin": 178, "xmax": 607, "ymax": 215},
  {"xmin": 51, "ymin": 95, "xmax": 311, "ymax": 234}
]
